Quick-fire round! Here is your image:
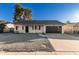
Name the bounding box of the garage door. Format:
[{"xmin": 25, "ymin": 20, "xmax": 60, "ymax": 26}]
[{"xmin": 46, "ymin": 26, "xmax": 62, "ymax": 33}]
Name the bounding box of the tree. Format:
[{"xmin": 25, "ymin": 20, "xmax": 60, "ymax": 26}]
[
  {"xmin": 66, "ymin": 21, "xmax": 70, "ymax": 23},
  {"xmin": 0, "ymin": 20, "xmax": 6, "ymax": 32},
  {"xmin": 13, "ymin": 4, "xmax": 32, "ymax": 23},
  {"xmin": 24, "ymin": 8, "xmax": 32, "ymax": 20},
  {"xmin": 13, "ymin": 4, "xmax": 22, "ymax": 23}
]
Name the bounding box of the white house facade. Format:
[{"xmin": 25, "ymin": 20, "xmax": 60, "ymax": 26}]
[{"xmin": 14, "ymin": 20, "xmax": 64, "ymax": 34}]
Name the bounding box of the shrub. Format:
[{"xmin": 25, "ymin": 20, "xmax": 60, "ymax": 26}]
[
  {"xmin": 15, "ymin": 31, "xmax": 19, "ymax": 34},
  {"xmin": 0, "ymin": 29, "xmax": 3, "ymax": 33}
]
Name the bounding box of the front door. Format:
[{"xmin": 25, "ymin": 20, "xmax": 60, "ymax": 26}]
[{"xmin": 25, "ymin": 26, "xmax": 28, "ymax": 32}]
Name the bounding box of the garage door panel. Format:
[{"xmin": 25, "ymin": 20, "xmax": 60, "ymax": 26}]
[{"xmin": 46, "ymin": 26, "xmax": 62, "ymax": 33}]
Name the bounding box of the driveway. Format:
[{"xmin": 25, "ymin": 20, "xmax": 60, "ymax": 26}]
[
  {"xmin": 0, "ymin": 33, "xmax": 54, "ymax": 52},
  {"xmin": 46, "ymin": 33, "xmax": 79, "ymax": 51}
]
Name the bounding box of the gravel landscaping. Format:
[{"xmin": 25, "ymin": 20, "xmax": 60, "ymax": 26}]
[{"xmin": 0, "ymin": 33, "xmax": 54, "ymax": 52}]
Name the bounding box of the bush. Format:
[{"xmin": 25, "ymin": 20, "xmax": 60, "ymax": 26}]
[
  {"xmin": 77, "ymin": 31, "xmax": 79, "ymax": 34},
  {"xmin": 15, "ymin": 31, "xmax": 19, "ymax": 34},
  {"xmin": 0, "ymin": 29, "xmax": 3, "ymax": 33},
  {"xmin": 42, "ymin": 32, "xmax": 46, "ymax": 35}
]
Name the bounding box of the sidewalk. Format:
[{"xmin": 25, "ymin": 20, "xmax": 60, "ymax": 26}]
[{"xmin": 0, "ymin": 51, "xmax": 79, "ymax": 55}]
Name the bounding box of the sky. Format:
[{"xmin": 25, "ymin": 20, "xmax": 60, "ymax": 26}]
[{"xmin": 0, "ymin": 3, "xmax": 79, "ymax": 22}]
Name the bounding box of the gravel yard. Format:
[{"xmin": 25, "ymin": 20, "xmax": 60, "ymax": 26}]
[{"xmin": 0, "ymin": 33, "xmax": 54, "ymax": 52}]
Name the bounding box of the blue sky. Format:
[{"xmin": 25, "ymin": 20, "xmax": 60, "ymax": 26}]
[{"xmin": 0, "ymin": 3, "xmax": 79, "ymax": 22}]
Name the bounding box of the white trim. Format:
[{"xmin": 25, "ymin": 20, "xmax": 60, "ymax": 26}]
[{"xmin": 62, "ymin": 26, "xmax": 64, "ymax": 34}]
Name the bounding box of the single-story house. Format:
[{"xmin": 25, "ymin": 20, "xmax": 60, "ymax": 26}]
[
  {"xmin": 73, "ymin": 22, "xmax": 79, "ymax": 34},
  {"xmin": 14, "ymin": 20, "xmax": 64, "ymax": 34},
  {"xmin": 64, "ymin": 23, "xmax": 75, "ymax": 34},
  {"xmin": 64, "ymin": 22, "xmax": 79, "ymax": 34},
  {"xmin": 4, "ymin": 22, "xmax": 14, "ymax": 32}
]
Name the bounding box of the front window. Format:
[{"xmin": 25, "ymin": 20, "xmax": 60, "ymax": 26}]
[
  {"xmin": 16, "ymin": 26, "xmax": 18, "ymax": 30},
  {"xmin": 22, "ymin": 26, "xmax": 24, "ymax": 30},
  {"xmin": 32, "ymin": 25, "xmax": 41, "ymax": 30},
  {"xmin": 32, "ymin": 26, "xmax": 34, "ymax": 30},
  {"xmin": 39, "ymin": 26, "xmax": 41, "ymax": 30},
  {"xmin": 59, "ymin": 26, "xmax": 61, "ymax": 28},
  {"xmin": 35, "ymin": 25, "xmax": 37, "ymax": 30}
]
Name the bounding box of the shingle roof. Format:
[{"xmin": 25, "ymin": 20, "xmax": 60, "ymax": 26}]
[
  {"xmin": 73, "ymin": 22, "xmax": 79, "ymax": 27},
  {"xmin": 14, "ymin": 20, "xmax": 64, "ymax": 25},
  {"xmin": 5, "ymin": 22, "xmax": 12, "ymax": 24}
]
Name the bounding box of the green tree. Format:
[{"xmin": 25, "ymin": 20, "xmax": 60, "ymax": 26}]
[
  {"xmin": 66, "ymin": 21, "xmax": 70, "ymax": 23},
  {"xmin": 0, "ymin": 20, "xmax": 6, "ymax": 33},
  {"xmin": 13, "ymin": 4, "xmax": 32, "ymax": 23},
  {"xmin": 13, "ymin": 4, "xmax": 22, "ymax": 23},
  {"xmin": 24, "ymin": 8, "xmax": 32, "ymax": 20}
]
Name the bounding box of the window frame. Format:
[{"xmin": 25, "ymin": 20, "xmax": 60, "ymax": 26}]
[
  {"xmin": 32, "ymin": 26, "xmax": 34, "ymax": 30},
  {"xmin": 16, "ymin": 26, "xmax": 18, "ymax": 30},
  {"xmin": 35, "ymin": 25, "xmax": 37, "ymax": 30},
  {"xmin": 22, "ymin": 26, "xmax": 24, "ymax": 30},
  {"xmin": 39, "ymin": 25, "xmax": 41, "ymax": 30}
]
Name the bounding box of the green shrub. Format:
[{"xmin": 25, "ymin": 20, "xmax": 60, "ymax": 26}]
[{"xmin": 0, "ymin": 29, "xmax": 3, "ymax": 33}]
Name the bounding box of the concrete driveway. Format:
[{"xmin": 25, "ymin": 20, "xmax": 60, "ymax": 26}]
[{"xmin": 46, "ymin": 33, "xmax": 79, "ymax": 52}]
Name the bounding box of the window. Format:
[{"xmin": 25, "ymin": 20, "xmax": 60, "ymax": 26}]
[
  {"xmin": 22, "ymin": 26, "xmax": 24, "ymax": 30},
  {"xmin": 16, "ymin": 26, "xmax": 18, "ymax": 30},
  {"xmin": 58, "ymin": 26, "xmax": 61, "ymax": 29},
  {"xmin": 35, "ymin": 26, "xmax": 37, "ymax": 30},
  {"xmin": 32, "ymin": 26, "xmax": 34, "ymax": 30},
  {"xmin": 39, "ymin": 26, "xmax": 41, "ymax": 30},
  {"xmin": 59, "ymin": 26, "xmax": 61, "ymax": 28}
]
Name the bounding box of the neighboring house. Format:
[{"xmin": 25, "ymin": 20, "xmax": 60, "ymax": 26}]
[
  {"xmin": 64, "ymin": 22, "xmax": 79, "ymax": 34},
  {"xmin": 4, "ymin": 22, "xmax": 14, "ymax": 32},
  {"xmin": 64, "ymin": 23, "xmax": 75, "ymax": 34},
  {"xmin": 73, "ymin": 23, "xmax": 79, "ymax": 34},
  {"xmin": 14, "ymin": 20, "xmax": 64, "ymax": 34}
]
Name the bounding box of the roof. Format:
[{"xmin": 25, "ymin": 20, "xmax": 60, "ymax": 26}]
[
  {"xmin": 64, "ymin": 23, "xmax": 79, "ymax": 26},
  {"xmin": 5, "ymin": 22, "xmax": 13, "ymax": 24},
  {"xmin": 65, "ymin": 23, "xmax": 75, "ymax": 25},
  {"xmin": 73, "ymin": 22, "xmax": 79, "ymax": 27},
  {"xmin": 14, "ymin": 20, "xmax": 64, "ymax": 25}
]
